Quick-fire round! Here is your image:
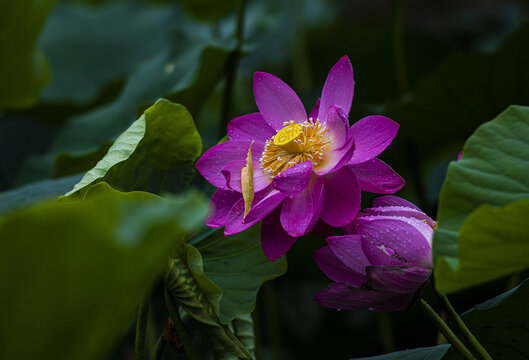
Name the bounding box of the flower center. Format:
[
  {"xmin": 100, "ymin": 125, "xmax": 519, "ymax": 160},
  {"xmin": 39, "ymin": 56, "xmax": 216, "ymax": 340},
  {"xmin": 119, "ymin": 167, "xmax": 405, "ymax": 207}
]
[{"xmin": 260, "ymin": 119, "xmax": 330, "ymax": 178}]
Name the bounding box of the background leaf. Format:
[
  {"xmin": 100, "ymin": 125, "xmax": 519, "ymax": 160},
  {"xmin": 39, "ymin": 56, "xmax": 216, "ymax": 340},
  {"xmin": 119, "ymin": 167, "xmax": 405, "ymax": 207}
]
[
  {"xmin": 19, "ymin": 38, "xmax": 233, "ymax": 185},
  {"xmin": 39, "ymin": 2, "xmax": 179, "ymax": 105},
  {"xmin": 0, "ymin": 0, "xmax": 55, "ymax": 109},
  {"xmin": 442, "ymin": 279, "xmax": 529, "ymax": 359},
  {"xmin": 0, "ymin": 182, "xmax": 208, "ymax": 360},
  {"xmin": 433, "ymin": 105, "xmax": 529, "ymax": 293},
  {"xmin": 64, "ymin": 99, "xmax": 202, "ymax": 197},
  {"xmin": 194, "ymin": 225, "xmax": 287, "ymax": 324}
]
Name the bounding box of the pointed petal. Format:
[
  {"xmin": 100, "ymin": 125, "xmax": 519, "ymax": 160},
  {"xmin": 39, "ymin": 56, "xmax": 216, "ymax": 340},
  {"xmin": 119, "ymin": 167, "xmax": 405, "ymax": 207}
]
[
  {"xmin": 261, "ymin": 207, "xmax": 297, "ymax": 261},
  {"xmin": 348, "ymin": 115, "xmax": 399, "ymax": 164},
  {"xmin": 314, "ymin": 282, "xmax": 414, "ymax": 311},
  {"xmin": 280, "ymin": 175, "xmax": 324, "ymax": 237},
  {"xmin": 366, "ymin": 266, "xmax": 431, "ymax": 293},
  {"xmin": 272, "ymin": 161, "xmax": 312, "ymax": 196},
  {"xmin": 317, "ymin": 56, "xmax": 354, "ymax": 123},
  {"xmin": 253, "ymin": 72, "xmax": 307, "ymax": 130},
  {"xmin": 349, "ymin": 159, "xmax": 405, "ymax": 194},
  {"xmin": 196, "ymin": 141, "xmax": 265, "ymax": 189},
  {"xmin": 228, "ymin": 113, "xmax": 276, "ymax": 142},
  {"xmin": 222, "ymin": 160, "xmax": 271, "ymax": 193},
  {"xmin": 326, "ymin": 235, "xmax": 370, "ymax": 277},
  {"xmin": 205, "ymin": 189, "xmax": 241, "ymax": 227},
  {"xmin": 373, "ymin": 195, "xmax": 421, "ymax": 210},
  {"xmin": 309, "ymin": 98, "xmax": 320, "ymax": 121},
  {"xmin": 319, "ymin": 166, "xmax": 361, "ymax": 227},
  {"xmin": 325, "ymin": 105, "xmax": 350, "ymax": 149},
  {"xmin": 314, "ymin": 246, "xmax": 366, "ymax": 286},
  {"xmin": 357, "ymin": 217, "xmax": 433, "ymax": 268}
]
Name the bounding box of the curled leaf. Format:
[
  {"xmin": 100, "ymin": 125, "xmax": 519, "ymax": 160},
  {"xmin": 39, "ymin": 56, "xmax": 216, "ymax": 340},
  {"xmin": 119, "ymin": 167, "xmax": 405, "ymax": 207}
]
[{"xmin": 241, "ymin": 141, "xmax": 254, "ymax": 218}]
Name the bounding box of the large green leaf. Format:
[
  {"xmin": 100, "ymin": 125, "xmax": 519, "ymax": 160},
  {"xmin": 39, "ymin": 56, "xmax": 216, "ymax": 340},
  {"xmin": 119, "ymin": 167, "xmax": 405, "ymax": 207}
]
[
  {"xmin": 433, "ymin": 105, "xmax": 529, "ymax": 293},
  {"xmin": 195, "ymin": 225, "xmax": 288, "ymax": 324},
  {"xmin": 39, "ymin": 2, "xmax": 179, "ymax": 105},
  {"xmin": 436, "ymin": 200, "xmax": 529, "ymax": 294},
  {"xmin": 0, "ymin": 182, "xmax": 208, "ymax": 360},
  {"xmin": 387, "ymin": 22, "xmax": 529, "ymax": 146},
  {"xmin": 442, "ymin": 279, "xmax": 529, "ymax": 359},
  {"xmin": 0, "ymin": 0, "xmax": 56, "ymax": 110},
  {"xmin": 64, "ymin": 98, "xmax": 202, "ymax": 197}
]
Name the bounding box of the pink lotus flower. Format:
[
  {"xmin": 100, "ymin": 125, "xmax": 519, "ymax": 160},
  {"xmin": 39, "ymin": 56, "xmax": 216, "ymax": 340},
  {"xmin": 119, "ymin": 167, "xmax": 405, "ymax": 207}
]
[
  {"xmin": 196, "ymin": 56, "xmax": 404, "ymax": 260},
  {"xmin": 314, "ymin": 196, "xmax": 434, "ymax": 311}
]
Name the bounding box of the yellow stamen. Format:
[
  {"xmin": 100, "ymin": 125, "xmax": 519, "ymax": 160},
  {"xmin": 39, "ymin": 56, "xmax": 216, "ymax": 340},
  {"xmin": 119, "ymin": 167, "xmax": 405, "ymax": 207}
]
[
  {"xmin": 260, "ymin": 119, "xmax": 330, "ymax": 178},
  {"xmin": 273, "ymin": 122, "xmax": 303, "ymax": 153}
]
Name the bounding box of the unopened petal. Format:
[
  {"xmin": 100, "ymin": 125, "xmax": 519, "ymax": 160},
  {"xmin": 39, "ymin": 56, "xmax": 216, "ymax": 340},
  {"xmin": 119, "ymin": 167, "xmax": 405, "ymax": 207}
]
[
  {"xmin": 314, "ymin": 246, "xmax": 366, "ymax": 286},
  {"xmin": 366, "ymin": 266, "xmax": 431, "ymax": 293},
  {"xmin": 356, "ymin": 217, "xmax": 432, "ymax": 268},
  {"xmin": 326, "ymin": 235, "xmax": 370, "ymax": 277}
]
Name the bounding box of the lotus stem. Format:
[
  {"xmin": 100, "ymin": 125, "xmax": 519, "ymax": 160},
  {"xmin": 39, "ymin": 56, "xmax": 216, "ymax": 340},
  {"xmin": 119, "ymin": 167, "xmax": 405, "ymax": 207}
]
[
  {"xmin": 135, "ymin": 297, "xmax": 149, "ymax": 360},
  {"xmin": 419, "ymin": 299, "xmax": 477, "ymax": 360},
  {"xmin": 439, "ymin": 295, "xmax": 494, "ymax": 360},
  {"xmin": 164, "ymin": 290, "xmax": 200, "ymax": 360}
]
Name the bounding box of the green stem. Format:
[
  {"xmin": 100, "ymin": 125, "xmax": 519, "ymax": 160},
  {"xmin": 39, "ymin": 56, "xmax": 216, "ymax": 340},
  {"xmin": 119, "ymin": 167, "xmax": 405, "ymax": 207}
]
[
  {"xmin": 164, "ymin": 291, "xmax": 200, "ymax": 360},
  {"xmin": 439, "ymin": 295, "xmax": 494, "ymax": 360},
  {"xmin": 220, "ymin": 0, "xmax": 247, "ymax": 137},
  {"xmin": 135, "ymin": 297, "xmax": 149, "ymax": 360},
  {"xmin": 419, "ymin": 299, "xmax": 477, "ymax": 360},
  {"xmin": 153, "ymin": 336, "xmax": 165, "ymax": 360},
  {"xmin": 392, "ymin": 0, "xmax": 408, "ymax": 95}
]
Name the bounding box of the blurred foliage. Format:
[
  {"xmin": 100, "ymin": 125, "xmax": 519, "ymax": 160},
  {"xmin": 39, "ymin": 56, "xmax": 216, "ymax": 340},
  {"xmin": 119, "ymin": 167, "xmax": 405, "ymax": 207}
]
[
  {"xmin": 434, "ymin": 105, "xmax": 529, "ymax": 293},
  {"xmin": 178, "ymin": 0, "xmax": 239, "ymax": 22},
  {"xmin": 0, "ymin": 0, "xmax": 56, "ymax": 110},
  {"xmin": 0, "ymin": 182, "xmax": 208, "ymax": 360}
]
